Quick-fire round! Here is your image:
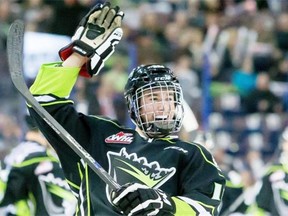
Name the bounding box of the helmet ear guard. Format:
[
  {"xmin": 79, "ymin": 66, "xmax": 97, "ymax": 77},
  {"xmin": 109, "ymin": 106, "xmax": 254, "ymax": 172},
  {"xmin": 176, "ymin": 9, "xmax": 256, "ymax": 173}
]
[{"xmin": 124, "ymin": 64, "xmax": 184, "ymax": 138}]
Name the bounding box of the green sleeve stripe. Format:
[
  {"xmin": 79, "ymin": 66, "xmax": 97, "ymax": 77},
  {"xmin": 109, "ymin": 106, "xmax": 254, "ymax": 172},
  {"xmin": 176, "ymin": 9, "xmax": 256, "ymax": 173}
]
[
  {"xmin": 281, "ymin": 190, "xmax": 288, "ymax": 201},
  {"xmin": 65, "ymin": 162, "xmax": 84, "ymax": 191},
  {"xmin": 226, "ymin": 180, "xmax": 243, "ymax": 188},
  {"xmin": 28, "ymin": 192, "xmax": 36, "ymax": 214},
  {"xmin": 266, "ymin": 165, "xmax": 288, "ymax": 175},
  {"xmin": 49, "ymin": 184, "xmax": 76, "ymax": 201},
  {"xmin": 172, "ymin": 197, "xmax": 196, "ymax": 215},
  {"xmin": 77, "ymin": 162, "xmax": 83, "ymax": 179},
  {"xmin": 195, "ymin": 145, "xmax": 218, "ymax": 169},
  {"xmin": 173, "ymin": 196, "xmax": 215, "ymax": 215},
  {"xmin": 30, "ymin": 63, "xmax": 80, "ymax": 98},
  {"xmin": 85, "ymin": 163, "xmax": 91, "ymax": 216},
  {"xmin": 91, "ymin": 115, "xmax": 122, "ymax": 127},
  {"xmin": 15, "ymin": 200, "xmax": 31, "ymax": 216},
  {"xmin": 66, "ymin": 179, "xmax": 80, "ymax": 190},
  {"xmin": 158, "ymin": 137, "xmax": 176, "ymax": 144},
  {"xmin": 254, "ymin": 206, "xmax": 268, "ymax": 216},
  {"xmin": 13, "ymin": 156, "xmax": 58, "ymax": 168},
  {"xmin": 188, "ymin": 142, "xmax": 224, "ymax": 177}
]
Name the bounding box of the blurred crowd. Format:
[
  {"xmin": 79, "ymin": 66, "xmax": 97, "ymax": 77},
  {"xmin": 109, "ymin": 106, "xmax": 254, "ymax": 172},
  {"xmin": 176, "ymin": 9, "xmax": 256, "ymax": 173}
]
[{"xmin": 0, "ymin": 0, "xmax": 288, "ymax": 213}]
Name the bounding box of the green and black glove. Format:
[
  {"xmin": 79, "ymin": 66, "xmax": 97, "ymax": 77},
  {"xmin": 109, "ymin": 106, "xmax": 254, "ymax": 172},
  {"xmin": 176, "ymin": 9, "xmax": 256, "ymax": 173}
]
[{"xmin": 111, "ymin": 183, "xmax": 176, "ymax": 216}]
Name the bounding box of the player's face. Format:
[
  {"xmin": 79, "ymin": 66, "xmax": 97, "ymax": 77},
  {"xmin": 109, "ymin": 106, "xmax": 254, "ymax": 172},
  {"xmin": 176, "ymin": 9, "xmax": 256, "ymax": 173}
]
[{"xmin": 138, "ymin": 87, "xmax": 176, "ymax": 124}]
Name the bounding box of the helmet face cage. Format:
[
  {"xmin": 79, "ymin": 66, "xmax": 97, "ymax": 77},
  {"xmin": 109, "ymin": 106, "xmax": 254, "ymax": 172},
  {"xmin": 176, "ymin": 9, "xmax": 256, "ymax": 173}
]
[
  {"xmin": 124, "ymin": 64, "xmax": 184, "ymax": 138},
  {"xmin": 126, "ymin": 74, "xmax": 184, "ymax": 138},
  {"xmin": 134, "ymin": 82, "xmax": 184, "ymax": 138}
]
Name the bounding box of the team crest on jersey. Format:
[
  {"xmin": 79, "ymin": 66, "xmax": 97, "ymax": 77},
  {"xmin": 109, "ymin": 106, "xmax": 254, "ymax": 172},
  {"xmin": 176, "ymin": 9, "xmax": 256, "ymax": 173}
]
[
  {"xmin": 105, "ymin": 132, "xmax": 133, "ymax": 144},
  {"xmin": 106, "ymin": 148, "xmax": 176, "ymax": 187},
  {"xmin": 105, "ymin": 148, "xmax": 176, "ymax": 202}
]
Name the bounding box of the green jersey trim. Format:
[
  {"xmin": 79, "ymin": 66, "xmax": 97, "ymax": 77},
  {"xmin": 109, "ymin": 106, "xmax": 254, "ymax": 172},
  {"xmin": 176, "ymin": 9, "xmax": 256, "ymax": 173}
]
[
  {"xmin": 266, "ymin": 164, "xmax": 288, "ymax": 175},
  {"xmin": 172, "ymin": 196, "xmax": 215, "ymax": 215},
  {"xmin": 85, "ymin": 163, "xmax": 91, "ymax": 216},
  {"xmin": 14, "ymin": 199, "xmax": 31, "ymax": 216},
  {"xmin": 226, "ymin": 179, "xmax": 243, "ymax": 188},
  {"xmin": 30, "ymin": 62, "xmax": 79, "ymax": 99},
  {"xmin": 188, "ymin": 142, "xmax": 224, "ymax": 178},
  {"xmin": 173, "ymin": 197, "xmax": 196, "ymax": 215},
  {"xmin": 49, "ymin": 184, "xmax": 76, "ymax": 201},
  {"xmin": 12, "ymin": 156, "xmax": 58, "ymax": 168}
]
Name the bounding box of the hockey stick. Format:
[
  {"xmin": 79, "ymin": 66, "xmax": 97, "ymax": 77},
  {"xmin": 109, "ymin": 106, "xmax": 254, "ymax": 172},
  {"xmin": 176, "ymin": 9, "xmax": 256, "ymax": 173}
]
[{"xmin": 7, "ymin": 20, "xmax": 120, "ymax": 190}]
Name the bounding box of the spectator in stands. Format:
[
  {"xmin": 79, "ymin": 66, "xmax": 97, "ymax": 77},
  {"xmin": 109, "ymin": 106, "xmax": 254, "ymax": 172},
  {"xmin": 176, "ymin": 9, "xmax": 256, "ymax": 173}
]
[
  {"xmin": 0, "ymin": 0, "xmax": 18, "ymax": 100},
  {"xmin": 22, "ymin": 0, "xmax": 53, "ymax": 32},
  {"xmin": 0, "ymin": 0, "xmax": 15, "ymax": 51},
  {"xmin": 170, "ymin": 49, "xmax": 201, "ymax": 108},
  {"xmin": 242, "ymin": 72, "xmax": 284, "ymax": 113},
  {"xmin": 275, "ymin": 12, "xmax": 288, "ymax": 53},
  {"xmin": 273, "ymin": 52, "xmax": 288, "ymax": 82},
  {"xmin": 86, "ymin": 65, "xmax": 128, "ymax": 126},
  {"xmin": 47, "ymin": 0, "xmax": 89, "ymax": 37},
  {"xmin": 134, "ymin": 28, "xmax": 164, "ymax": 65},
  {"xmin": 231, "ymin": 55, "xmax": 257, "ymax": 97}
]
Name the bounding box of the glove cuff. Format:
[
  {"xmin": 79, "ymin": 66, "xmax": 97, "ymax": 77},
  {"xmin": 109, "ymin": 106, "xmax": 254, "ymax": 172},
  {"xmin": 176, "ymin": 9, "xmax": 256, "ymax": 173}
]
[
  {"xmin": 58, "ymin": 42, "xmax": 103, "ymax": 78},
  {"xmin": 58, "ymin": 43, "xmax": 73, "ymax": 61},
  {"xmin": 59, "ymin": 40, "xmax": 95, "ymax": 59},
  {"xmin": 87, "ymin": 53, "xmax": 104, "ymax": 77}
]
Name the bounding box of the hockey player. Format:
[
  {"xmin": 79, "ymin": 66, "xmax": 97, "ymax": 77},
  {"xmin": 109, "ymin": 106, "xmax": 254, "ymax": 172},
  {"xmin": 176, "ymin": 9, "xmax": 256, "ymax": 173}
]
[
  {"xmin": 0, "ymin": 115, "xmax": 76, "ymax": 215},
  {"xmin": 256, "ymin": 126, "xmax": 288, "ymax": 215},
  {"xmin": 28, "ymin": 2, "xmax": 226, "ymax": 215}
]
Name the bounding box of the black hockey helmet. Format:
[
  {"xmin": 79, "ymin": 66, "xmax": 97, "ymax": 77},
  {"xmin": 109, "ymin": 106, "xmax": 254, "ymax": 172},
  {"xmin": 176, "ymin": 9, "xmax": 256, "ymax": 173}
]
[{"xmin": 124, "ymin": 64, "xmax": 184, "ymax": 138}]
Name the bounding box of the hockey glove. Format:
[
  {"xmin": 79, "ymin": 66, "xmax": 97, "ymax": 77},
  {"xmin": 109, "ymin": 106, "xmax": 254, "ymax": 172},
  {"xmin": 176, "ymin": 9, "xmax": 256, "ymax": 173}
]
[
  {"xmin": 111, "ymin": 183, "xmax": 175, "ymax": 216},
  {"xmin": 59, "ymin": 2, "xmax": 124, "ymax": 77}
]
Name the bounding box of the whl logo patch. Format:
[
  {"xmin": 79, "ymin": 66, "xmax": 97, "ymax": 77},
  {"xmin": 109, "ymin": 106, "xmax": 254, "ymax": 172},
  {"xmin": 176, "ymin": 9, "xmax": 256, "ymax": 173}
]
[{"xmin": 105, "ymin": 132, "xmax": 133, "ymax": 144}]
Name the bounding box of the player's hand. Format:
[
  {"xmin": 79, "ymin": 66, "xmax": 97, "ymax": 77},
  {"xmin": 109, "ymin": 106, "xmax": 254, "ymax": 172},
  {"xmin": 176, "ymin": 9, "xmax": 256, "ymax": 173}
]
[
  {"xmin": 59, "ymin": 2, "xmax": 124, "ymax": 77},
  {"xmin": 110, "ymin": 183, "xmax": 175, "ymax": 216}
]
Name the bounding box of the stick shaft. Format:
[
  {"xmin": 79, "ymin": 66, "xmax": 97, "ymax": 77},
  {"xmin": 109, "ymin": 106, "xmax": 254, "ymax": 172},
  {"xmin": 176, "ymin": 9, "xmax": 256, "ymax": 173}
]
[{"xmin": 7, "ymin": 20, "xmax": 120, "ymax": 190}]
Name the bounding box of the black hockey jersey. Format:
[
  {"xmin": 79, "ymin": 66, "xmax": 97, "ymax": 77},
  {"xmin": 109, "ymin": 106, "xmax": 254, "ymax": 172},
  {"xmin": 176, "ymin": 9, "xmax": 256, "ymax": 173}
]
[
  {"xmin": 0, "ymin": 140, "xmax": 76, "ymax": 215},
  {"xmin": 29, "ymin": 63, "xmax": 226, "ymax": 215},
  {"xmin": 256, "ymin": 162, "xmax": 288, "ymax": 215}
]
